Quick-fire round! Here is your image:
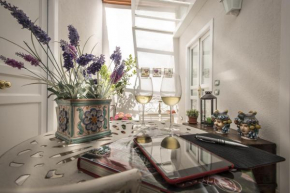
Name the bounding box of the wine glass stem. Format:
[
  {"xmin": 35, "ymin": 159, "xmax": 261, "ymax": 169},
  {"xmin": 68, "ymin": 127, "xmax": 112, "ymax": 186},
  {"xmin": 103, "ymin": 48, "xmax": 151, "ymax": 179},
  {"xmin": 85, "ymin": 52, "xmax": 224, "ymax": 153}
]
[
  {"xmin": 141, "ymin": 104, "xmax": 145, "ymax": 128},
  {"xmin": 169, "ymin": 106, "xmax": 173, "ymax": 131}
]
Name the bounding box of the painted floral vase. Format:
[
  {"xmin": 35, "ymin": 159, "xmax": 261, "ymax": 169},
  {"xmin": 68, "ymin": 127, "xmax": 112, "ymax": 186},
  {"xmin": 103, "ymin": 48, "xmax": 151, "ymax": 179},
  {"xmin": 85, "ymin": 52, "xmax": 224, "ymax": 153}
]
[
  {"xmin": 211, "ymin": 110, "xmax": 232, "ymax": 134},
  {"xmin": 234, "ymin": 111, "xmax": 261, "ymax": 140},
  {"xmin": 55, "ymin": 99, "xmax": 111, "ymax": 143}
]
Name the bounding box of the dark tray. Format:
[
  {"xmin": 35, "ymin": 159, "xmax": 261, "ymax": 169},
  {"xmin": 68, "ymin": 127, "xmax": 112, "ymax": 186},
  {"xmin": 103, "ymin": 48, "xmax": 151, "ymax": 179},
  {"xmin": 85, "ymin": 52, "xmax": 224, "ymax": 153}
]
[{"xmin": 180, "ymin": 133, "xmax": 285, "ymax": 169}]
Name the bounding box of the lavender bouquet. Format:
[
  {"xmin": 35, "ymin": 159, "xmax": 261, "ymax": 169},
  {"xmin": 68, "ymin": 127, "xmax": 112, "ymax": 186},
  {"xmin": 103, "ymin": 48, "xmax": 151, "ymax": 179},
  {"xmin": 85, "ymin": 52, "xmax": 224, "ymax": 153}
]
[{"xmin": 0, "ymin": 0, "xmax": 135, "ymax": 99}]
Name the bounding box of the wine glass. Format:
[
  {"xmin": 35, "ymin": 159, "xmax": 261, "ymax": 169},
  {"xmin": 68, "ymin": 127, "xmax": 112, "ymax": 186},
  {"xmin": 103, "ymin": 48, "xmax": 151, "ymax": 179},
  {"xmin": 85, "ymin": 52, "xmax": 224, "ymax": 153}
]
[
  {"xmin": 160, "ymin": 73, "xmax": 182, "ymax": 132},
  {"xmin": 160, "ymin": 73, "xmax": 182, "ymax": 150},
  {"xmin": 133, "ymin": 75, "xmax": 153, "ymax": 132}
]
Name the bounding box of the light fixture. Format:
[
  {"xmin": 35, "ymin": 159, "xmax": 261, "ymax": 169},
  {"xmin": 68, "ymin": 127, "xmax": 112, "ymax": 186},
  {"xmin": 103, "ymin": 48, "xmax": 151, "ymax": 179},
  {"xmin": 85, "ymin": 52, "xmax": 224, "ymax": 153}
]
[{"xmin": 221, "ymin": 0, "xmax": 243, "ymax": 16}]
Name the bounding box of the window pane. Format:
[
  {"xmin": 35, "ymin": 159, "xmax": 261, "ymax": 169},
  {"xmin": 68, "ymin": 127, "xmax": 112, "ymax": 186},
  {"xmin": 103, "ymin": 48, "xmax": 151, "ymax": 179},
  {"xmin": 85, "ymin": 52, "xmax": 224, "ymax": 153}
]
[
  {"xmin": 137, "ymin": 52, "xmax": 174, "ymax": 92},
  {"xmin": 191, "ymin": 99, "xmax": 197, "ymax": 109},
  {"xmin": 191, "ymin": 45, "xmax": 198, "ymax": 86},
  {"xmin": 201, "ymin": 36, "xmax": 211, "ymax": 85},
  {"xmin": 137, "ymin": 52, "xmax": 174, "ymax": 68},
  {"xmin": 191, "ymin": 90, "xmax": 197, "ymax": 96},
  {"xmin": 135, "ymin": 30, "xmax": 173, "ymax": 52},
  {"xmin": 135, "ymin": 17, "xmax": 175, "ymax": 32}
]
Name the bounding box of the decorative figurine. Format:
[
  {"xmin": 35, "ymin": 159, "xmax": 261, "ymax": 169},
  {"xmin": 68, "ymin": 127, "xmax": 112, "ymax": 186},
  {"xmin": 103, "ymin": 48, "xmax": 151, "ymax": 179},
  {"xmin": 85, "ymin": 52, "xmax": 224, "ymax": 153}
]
[
  {"xmin": 234, "ymin": 111, "xmax": 261, "ymax": 140},
  {"xmin": 211, "ymin": 110, "xmax": 232, "ymax": 134}
]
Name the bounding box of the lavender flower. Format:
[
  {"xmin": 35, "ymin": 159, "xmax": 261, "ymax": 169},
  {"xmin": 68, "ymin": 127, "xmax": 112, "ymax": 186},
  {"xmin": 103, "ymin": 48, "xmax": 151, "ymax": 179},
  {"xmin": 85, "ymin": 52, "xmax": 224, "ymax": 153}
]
[
  {"xmin": 63, "ymin": 52, "xmax": 74, "ymax": 71},
  {"xmin": 110, "ymin": 47, "xmax": 122, "ymax": 66},
  {"xmin": 0, "ymin": 1, "xmax": 31, "ymax": 29},
  {"xmin": 77, "ymin": 54, "xmax": 95, "ymax": 66},
  {"xmin": 0, "ymin": 55, "xmax": 24, "ymax": 69},
  {"xmin": 31, "ymin": 25, "xmax": 51, "ymax": 45},
  {"xmin": 68, "ymin": 25, "xmax": 80, "ymax": 47},
  {"xmin": 0, "ymin": 0, "xmax": 51, "ymax": 45},
  {"xmin": 87, "ymin": 54, "xmax": 105, "ymax": 75},
  {"xmin": 60, "ymin": 40, "xmax": 77, "ymax": 59},
  {"xmin": 16, "ymin": 52, "xmax": 39, "ymax": 66},
  {"xmin": 60, "ymin": 40, "xmax": 77, "ymax": 70},
  {"xmin": 110, "ymin": 61, "xmax": 125, "ymax": 84}
]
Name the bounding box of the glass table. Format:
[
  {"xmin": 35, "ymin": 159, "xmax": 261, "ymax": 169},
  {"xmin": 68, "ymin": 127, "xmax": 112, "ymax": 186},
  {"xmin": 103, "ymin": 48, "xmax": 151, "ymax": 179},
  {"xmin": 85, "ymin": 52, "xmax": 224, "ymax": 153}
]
[{"xmin": 0, "ymin": 120, "xmax": 259, "ymax": 192}]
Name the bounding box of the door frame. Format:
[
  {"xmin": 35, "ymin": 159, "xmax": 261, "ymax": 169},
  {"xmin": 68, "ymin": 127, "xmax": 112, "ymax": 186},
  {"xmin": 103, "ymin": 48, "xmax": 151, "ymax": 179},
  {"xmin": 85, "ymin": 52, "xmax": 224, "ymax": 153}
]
[
  {"xmin": 278, "ymin": 0, "xmax": 290, "ymax": 192},
  {"xmin": 185, "ymin": 19, "xmax": 214, "ymax": 110}
]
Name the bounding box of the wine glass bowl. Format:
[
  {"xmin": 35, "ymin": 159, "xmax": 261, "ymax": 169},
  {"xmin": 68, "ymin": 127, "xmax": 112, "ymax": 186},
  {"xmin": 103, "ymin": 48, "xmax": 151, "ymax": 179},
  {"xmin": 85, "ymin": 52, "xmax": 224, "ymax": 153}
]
[
  {"xmin": 135, "ymin": 95, "xmax": 153, "ymax": 104},
  {"xmin": 160, "ymin": 74, "xmax": 182, "ymax": 131},
  {"xmin": 161, "ymin": 96, "xmax": 181, "ymax": 106}
]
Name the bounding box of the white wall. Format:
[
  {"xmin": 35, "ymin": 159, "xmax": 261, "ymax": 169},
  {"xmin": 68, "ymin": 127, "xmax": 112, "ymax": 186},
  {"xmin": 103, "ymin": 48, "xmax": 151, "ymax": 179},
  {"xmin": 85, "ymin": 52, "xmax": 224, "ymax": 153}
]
[
  {"xmin": 58, "ymin": 0, "xmax": 103, "ymax": 56},
  {"xmin": 179, "ymin": 0, "xmax": 281, "ymax": 143}
]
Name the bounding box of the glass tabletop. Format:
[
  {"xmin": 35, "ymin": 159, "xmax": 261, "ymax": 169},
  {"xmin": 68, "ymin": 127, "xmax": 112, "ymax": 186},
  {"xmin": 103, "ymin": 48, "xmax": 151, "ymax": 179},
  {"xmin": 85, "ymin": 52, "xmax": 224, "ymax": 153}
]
[{"xmin": 136, "ymin": 136, "xmax": 233, "ymax": 183}]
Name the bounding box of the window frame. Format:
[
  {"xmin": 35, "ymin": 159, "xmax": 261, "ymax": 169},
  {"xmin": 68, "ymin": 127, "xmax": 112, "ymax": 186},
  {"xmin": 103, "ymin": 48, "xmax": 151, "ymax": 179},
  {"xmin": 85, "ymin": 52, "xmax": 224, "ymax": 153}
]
[
  {"xmin": 185, "ymin": 19, "xmax": 214, "ymax": 110},
  {"xmin": 102, "ymin": 0, "xmax": 131, "ymax": 6}
]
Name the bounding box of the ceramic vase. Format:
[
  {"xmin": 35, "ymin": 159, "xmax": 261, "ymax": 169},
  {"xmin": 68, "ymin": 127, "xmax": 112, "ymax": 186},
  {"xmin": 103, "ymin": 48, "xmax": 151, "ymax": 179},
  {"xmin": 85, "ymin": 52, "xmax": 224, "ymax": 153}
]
[
  {"xmin": 55, "ymin": 99, "xmax": 111, "ymax": 143},
  {"xmin": 234, "ymin": 111, "xmax": 261, "ymax": 140},
  {"xmin": 211, "ymin": 110, "xmax": 232, "ymax": 134}
]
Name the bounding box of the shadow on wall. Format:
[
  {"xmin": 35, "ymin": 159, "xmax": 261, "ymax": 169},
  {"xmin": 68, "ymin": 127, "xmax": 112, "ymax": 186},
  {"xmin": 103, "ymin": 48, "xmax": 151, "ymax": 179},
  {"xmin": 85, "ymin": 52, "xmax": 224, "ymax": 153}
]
[{"xmin": 116, "ymin": 90, "xmax": 139, "ymax": 118}]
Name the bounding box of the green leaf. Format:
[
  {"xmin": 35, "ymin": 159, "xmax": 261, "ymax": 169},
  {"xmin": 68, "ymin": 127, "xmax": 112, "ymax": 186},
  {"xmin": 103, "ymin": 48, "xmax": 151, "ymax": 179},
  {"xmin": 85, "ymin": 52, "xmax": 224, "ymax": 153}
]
[
  {"xmin": 47, "ymin": 88, "xmax": 60, "ymax": 98},
  {"xmin": 47, "ymin": 93, "xmax": 55, "ymax": 98}
]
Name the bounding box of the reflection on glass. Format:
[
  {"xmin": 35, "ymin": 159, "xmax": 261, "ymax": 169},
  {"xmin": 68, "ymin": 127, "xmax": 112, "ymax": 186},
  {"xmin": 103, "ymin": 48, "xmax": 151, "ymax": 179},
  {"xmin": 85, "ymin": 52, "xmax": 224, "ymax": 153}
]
[
  {"xmin": 191, "ymin": 46, "xmax": 199, "ymax": 87},
  {"xmin": 200, "ymin": 149, "xmax": 211, "ymax": 166},
  {"xmin": 201, "ymin": 36, "xmax": 211, "ymax": 85},
  {"xmin": 205, "ymin": 99, "xmax": 212, "ymax": 119},
  {"xmin": 137, "ymin": 136, "xmax": 233, "ymax": 182}
]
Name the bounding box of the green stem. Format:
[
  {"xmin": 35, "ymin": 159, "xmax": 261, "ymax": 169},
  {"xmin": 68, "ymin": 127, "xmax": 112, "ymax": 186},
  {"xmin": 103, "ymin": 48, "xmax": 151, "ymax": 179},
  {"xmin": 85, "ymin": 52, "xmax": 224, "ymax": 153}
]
[
  {"xmin": 24, "ymin": 67, "xmax": 47, "ymax": 81},
  {"xmin": 37, "ymin": 41, "xmax": 64, "ymax": 81},
  {"xmin": 82, "ymin": 35, "xmax": 94, "ymax": 54},
  {"xmin": 30, "ymin": 33, "xmax": 41, "ymax": 59},
  {"xmin": 47, "ymin": 46, "xmax": 65, "ymax": 80},
  {"xmin": 23, "ymin": 42, "xmax": 59, "ymax": 82},
  {"xmin": 0, "ymin": 37, "xmax": 34, "ymax": 56}
]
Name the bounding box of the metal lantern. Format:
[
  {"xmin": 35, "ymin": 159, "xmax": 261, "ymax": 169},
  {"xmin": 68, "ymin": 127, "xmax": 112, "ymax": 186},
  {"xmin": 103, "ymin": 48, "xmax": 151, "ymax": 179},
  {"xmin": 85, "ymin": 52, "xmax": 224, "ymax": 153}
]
[{"xmin": 200, "ymin": 91, "xmax": 217, "ymax": 125}]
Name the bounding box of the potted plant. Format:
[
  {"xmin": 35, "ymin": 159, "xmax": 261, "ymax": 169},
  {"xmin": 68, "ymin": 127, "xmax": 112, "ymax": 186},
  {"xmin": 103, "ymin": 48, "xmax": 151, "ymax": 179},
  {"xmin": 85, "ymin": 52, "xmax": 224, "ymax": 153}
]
[
  {"xmin": 206, "ymin": 117, "xmax": 214, "ymax": 127},
  {"xmin": 0, "ymin": 1, "xmax": 136, "ymax": 143},
  {"xmin": 186, "ymin": 109, "xmax": 199, "ymax": 124}
]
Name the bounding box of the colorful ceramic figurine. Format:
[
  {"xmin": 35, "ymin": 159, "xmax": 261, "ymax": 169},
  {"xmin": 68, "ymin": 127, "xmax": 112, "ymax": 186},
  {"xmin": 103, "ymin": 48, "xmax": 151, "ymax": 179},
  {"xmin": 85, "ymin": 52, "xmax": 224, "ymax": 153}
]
[
  {"xmin": 211, "ymin": 110, "xmax": 232, "ymax": 134},
  {"xmin": 234, "ymin": 111, "xmax": 261, "ymax": 140}
]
